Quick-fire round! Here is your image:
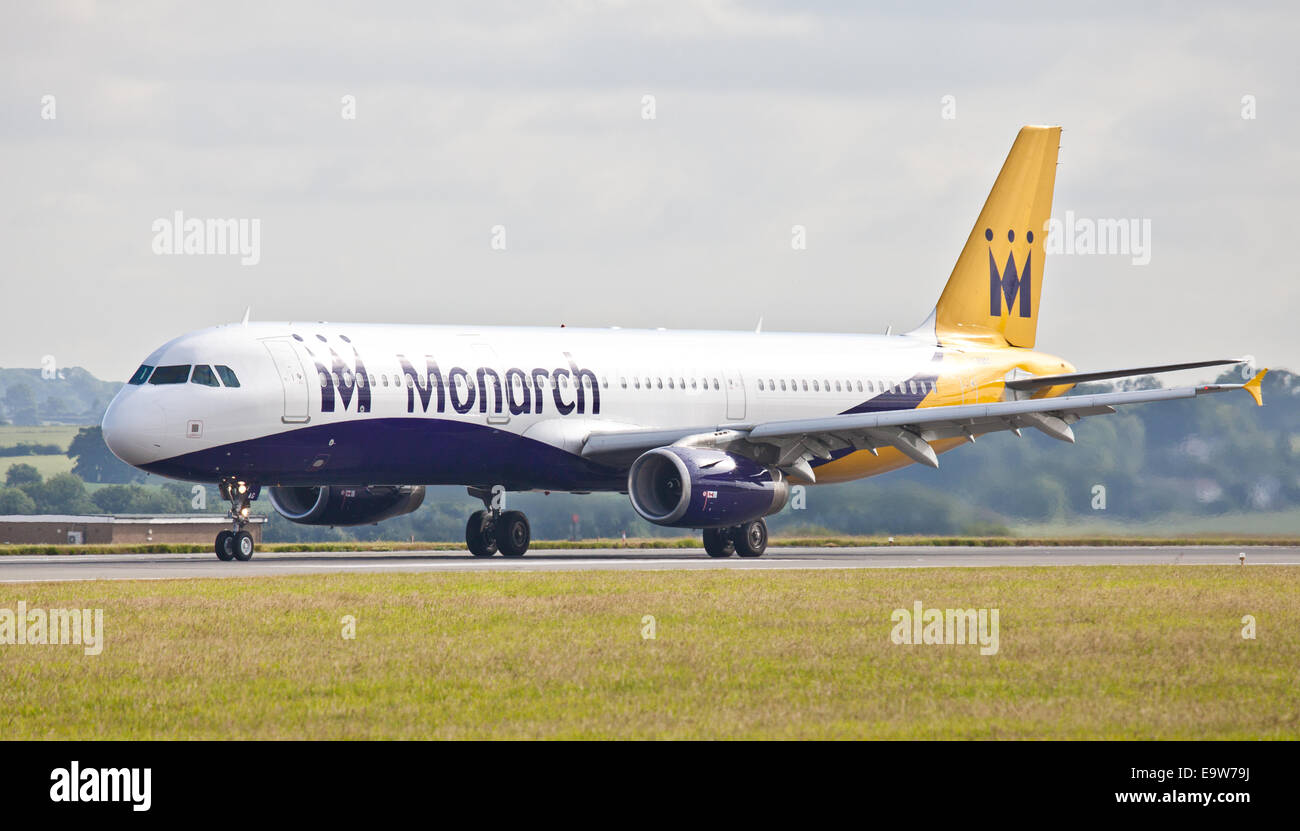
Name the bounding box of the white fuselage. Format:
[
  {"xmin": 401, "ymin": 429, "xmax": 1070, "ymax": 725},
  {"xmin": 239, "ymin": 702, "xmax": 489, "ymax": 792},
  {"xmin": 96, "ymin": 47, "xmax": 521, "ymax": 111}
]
[{"xmin": 102, "ymin": 320, "xmax": 973, "ymax": 490}]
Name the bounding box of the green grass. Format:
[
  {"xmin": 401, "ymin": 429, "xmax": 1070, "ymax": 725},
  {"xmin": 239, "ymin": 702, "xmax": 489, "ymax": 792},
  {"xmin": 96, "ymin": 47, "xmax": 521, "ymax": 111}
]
[
  {"xmin": 0, "ymin": 453, "xmax": 74, "ymax": 479},
  {"xmin": 0, "ymin": 566, "xmax": 1296, "ymax": 738},
  {"xmin": 0, "ymin": 425, "xmax": 82, "ymax": 450},
  {"xmin": 0, "ymin": 425, "xmax": 79, "ymax": 480},
  {"xmin": 1017, "ymin": 507, "xmax": 1300, "ymax": 537}
]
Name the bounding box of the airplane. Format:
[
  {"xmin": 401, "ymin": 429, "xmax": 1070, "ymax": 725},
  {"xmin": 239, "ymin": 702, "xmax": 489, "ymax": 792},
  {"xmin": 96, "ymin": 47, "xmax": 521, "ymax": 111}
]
[{"xmin": 101, "ymin": 125, "xmax": 1268, "ymax": 561}]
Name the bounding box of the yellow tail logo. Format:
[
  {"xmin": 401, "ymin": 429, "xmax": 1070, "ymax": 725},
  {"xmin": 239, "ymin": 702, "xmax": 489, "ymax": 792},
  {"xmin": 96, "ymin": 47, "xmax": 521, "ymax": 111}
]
[{"xmin": 935, "ymin": 126, "xmax": 1060, "ymax": 348}]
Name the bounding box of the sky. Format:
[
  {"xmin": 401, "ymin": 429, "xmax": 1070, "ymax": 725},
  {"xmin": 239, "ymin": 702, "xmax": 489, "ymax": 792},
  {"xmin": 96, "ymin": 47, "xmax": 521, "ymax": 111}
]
[{"xmin": 1, "ymin": 1, "xmax": 1297, "ymax": 383}]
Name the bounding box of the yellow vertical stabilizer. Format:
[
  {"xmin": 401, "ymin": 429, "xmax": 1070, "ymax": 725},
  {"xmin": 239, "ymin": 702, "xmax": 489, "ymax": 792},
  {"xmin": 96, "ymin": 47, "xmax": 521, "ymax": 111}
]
[{"xmin": 935, "ymin": 126, "xmax": 1061, "ymax": 348}]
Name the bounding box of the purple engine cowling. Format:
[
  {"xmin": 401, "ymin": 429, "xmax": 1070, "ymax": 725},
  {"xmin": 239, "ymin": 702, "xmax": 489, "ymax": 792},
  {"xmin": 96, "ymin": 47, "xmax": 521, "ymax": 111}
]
[
  {"xmin": 268, "ymin": 485, "xmax": 426, "ymax": 526},
  {"xmin": 627, "ymin": 446, "xmax": 789, "ymax": 528}
]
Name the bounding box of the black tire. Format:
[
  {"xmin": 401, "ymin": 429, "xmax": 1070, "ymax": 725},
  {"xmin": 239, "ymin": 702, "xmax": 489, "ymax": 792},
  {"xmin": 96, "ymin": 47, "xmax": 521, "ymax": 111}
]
[
  {"xmin": 215, "ymin": 530, "xmax": 235, "ymax": 561},
  {"xmin": 497, "ymin": 511, "xmax": 530, "ymax": 557},
  {"xmin": 466, "ymin": 510, "xmax": 498, "ymax": 557},
  {"xmin": 702, "ymin": 527, "xmax": 735, "ymax": 558},
  {"xmin": 734, "ymin": 519, "xmax": 768, "ymax": 558},
  {"xmin": 232, "ymin": 530, "xmax": 255, "ymax": 561}
]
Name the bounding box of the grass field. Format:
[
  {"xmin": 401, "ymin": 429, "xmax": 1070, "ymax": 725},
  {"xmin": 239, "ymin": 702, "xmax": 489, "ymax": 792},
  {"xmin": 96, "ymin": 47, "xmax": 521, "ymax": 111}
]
[
  {"xmin": 1017, "ymin": 507, "xmax": 1300, "ymax": 537},
  {"xmin": 1, "ymin": 566, "xmax": 1295, "ymax": 739},
  {"xmin": 0, "ymin": 453, "xmax": 74, "ymax": 479},
  {"xmin": 0, "ymin": 425, "xmax": 80, "ymax": 480},
  {"xmin": 0, "ymin": 425, "xmax": 82, "ymax": 449}
]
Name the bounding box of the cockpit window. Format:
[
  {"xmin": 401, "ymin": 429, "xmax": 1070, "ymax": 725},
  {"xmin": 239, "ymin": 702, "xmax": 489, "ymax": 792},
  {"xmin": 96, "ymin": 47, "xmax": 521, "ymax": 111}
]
[
  {"xmin": 215, "ymin": 365, "xmax": 240, "ymax": 388},
  {"xmin": 128, "ymin": 365, "xmax": 154, "ymax": 385},
  {"xmin": 191, "ymin": 365, "xmax": 220, "ymax": 387},
  {"xmin": 148, "ymin": 365, "xmax": 192, "ymax": 385}
]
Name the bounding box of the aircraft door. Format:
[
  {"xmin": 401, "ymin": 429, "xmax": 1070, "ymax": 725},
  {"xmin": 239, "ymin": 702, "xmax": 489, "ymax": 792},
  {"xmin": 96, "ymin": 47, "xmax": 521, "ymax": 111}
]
[
  {"xmin": 724, "ymin": 369, "xmax": 746, "ymax": 420},
  {"xmin": 263, "ymin": 339, "xmax": 311, "ymax": 423}
]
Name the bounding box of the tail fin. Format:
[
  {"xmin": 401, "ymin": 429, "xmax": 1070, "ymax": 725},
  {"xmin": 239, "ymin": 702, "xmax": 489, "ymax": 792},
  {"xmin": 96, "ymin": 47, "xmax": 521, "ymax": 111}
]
[{"xmin": 933, "ymin": 126, "xmax": 1061, "ymax": 348}]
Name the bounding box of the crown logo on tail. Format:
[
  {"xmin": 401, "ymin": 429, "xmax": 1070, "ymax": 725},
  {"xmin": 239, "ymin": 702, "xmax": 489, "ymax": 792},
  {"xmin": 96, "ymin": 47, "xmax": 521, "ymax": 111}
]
[{"xmin": 987, "ymin": 228, "xmax": 1033, "ymax": 318}]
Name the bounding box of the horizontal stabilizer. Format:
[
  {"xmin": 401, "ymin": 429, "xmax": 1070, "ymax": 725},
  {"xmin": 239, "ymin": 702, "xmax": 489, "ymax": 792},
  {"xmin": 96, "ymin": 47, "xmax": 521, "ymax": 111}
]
[
  {"xmin": 1243, "ymin": 369, "xmax": 1267, "ymax": 406},
  {"xmin": 1005, "ymin": 358, "xmax": 1245, "ymax": 391}
]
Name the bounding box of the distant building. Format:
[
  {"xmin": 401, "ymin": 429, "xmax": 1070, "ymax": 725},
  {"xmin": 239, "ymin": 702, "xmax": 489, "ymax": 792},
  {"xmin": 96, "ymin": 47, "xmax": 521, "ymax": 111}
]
[{"xmin": 0, "ymin": 514, "xmax": 267, "ymax": 545}]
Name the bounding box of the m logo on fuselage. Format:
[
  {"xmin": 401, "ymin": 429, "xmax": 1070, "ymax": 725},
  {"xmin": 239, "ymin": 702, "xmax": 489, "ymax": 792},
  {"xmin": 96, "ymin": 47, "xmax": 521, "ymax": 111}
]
[
  {"xmin": 302, "ymin": 341, "xmax": 371, "ymax": 414},
  {"xmin": 987, "ymin": 227, "xmax": 1033, "ymax": 318}
]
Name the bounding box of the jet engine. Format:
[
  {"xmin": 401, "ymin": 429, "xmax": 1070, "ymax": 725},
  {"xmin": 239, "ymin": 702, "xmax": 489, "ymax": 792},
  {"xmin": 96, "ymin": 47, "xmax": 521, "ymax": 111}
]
[
  {"xmin": 267, "ymin": 485, "xmax": 426, "ymax": 526},
  {"xmin": 627, "ymin": 447, "xmax": 789, "ymax": 528}
]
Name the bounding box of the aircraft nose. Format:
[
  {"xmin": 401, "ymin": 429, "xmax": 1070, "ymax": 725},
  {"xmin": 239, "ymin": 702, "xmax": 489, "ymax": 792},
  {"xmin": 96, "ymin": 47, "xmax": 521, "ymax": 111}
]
[{"xmin": 102, "ymin": 392, "xmax": 166, "ymax": 466}]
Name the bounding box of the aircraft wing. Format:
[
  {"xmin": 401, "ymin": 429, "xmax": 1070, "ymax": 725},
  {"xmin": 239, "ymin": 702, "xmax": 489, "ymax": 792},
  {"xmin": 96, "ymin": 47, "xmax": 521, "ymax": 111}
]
[
  {"xmin": 1003, "ymin": 358, "xmax": 1245, "ymax": 391},
  {"xmin": 581, "ymin": 371, "xmax": 1267, "ymax": 482}
]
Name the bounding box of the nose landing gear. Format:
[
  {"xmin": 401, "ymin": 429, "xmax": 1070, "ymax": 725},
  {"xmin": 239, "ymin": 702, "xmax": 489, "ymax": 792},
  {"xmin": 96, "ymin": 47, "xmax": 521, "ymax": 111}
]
[
  {"xmin": 216, "ymin": 479, "xmax": 258, "ymax": 562},
  {"xmin": 465, "ymin": 486, "xmax": 531, "ymax": 557}
]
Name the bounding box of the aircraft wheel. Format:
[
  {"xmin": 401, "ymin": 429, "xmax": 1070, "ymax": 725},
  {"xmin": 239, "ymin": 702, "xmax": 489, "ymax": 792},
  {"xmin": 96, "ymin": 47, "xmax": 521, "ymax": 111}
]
[
  {"xmin": 734, "ymin": 519, "xmax": 768, "ymax": 558},
  {"xmin": 215, "ymin": 531, "xmax": 235, "ymax": 561},
  {"xmin": 702, "ymin": 527, "xmax": 735, "ymax": 558},
  {"xmin": 466, "ymin": 510, "xmax": 498, "ymax": 557},
  {"xmin": 232, "ymin": 530, "xmax": 255, "ymax": 561},
  {"xmin": 497, "ymin": 511, "xmax": 530, "ymax": 557}
]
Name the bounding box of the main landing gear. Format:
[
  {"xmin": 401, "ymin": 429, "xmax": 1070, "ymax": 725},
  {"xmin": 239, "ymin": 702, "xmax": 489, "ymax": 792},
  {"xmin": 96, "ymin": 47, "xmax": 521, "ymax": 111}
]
[
  {"xmin": 465, "ymin": 485, "xmax": 531, "ymax": 557},
  {"xmin": 215, "ymin": 478, "xmax": 257, "ymax": 562},
  {"xmin": 702, "ymin": 518, "xmax": 768, "ymax": 558}
]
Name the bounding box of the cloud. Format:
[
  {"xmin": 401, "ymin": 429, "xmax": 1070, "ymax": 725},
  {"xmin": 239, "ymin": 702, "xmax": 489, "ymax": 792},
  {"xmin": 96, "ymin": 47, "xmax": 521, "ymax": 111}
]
[{"xmin": 1, "ymin": 1, "xmax": 1297, "ymax": 379}]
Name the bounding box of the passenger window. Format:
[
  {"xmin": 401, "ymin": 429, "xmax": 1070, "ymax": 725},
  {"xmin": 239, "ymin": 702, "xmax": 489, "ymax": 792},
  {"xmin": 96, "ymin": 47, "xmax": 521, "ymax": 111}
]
[
  {"xmin": 620, "ymin": 377, "xmax": 627, "ymax": 388},
  {"xmin": 812, "ymin": 380, "xmax": 819, "ymax": 391},
  {"xmin": 801, "ymin": 380, "xmax": 808, "ymax": 391},
  {"xmin": 190, "ymin": 365, "xmax": 220, "ymax": 387},
  {"xmin": 712, "ymin": 379, "xmax": 719, "ymax": 390},
  {"xmin": 128, "ymin": 365, "xmax": 154, "ymax": 385},
  {"xmin": 780, "ymin": 380, "xmax": 787, "ymax": 391},
  {"xmin": 757, "ymin": 379, "xmax": 764, "ymax": 391},
  {"xmin": 214, "ymin": 365, "xmax": 240, "ymax": 387},
  {"xmin": 148, "ymin": 365, "xmax": 191, "ymax": 385}
]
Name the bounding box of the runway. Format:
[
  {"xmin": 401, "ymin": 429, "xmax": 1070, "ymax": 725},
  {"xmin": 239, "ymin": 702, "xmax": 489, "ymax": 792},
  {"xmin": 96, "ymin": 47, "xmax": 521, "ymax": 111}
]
[{"xmin": 0, "ymin": 545, "xmax": 1298, "ymax": 582}]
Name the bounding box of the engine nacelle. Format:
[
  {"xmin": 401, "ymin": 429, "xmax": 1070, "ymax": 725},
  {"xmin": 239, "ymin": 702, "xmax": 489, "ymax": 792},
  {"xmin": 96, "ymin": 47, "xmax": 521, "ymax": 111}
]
[
  {"xmin": 627, "ymin": 447, "xmax": 789, "ymax": 528},
  {"xmin": 268, "ymin": 485, "xmax": 426, "ymax": 526}
]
